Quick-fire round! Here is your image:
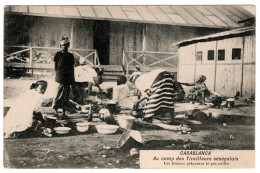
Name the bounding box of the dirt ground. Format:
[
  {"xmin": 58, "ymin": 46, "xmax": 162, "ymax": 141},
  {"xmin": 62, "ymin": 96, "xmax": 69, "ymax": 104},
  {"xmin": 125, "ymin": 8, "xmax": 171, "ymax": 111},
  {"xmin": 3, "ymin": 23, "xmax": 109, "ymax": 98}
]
[{"xmin": 3, "ymin": 79, "xmax": 255, "ymax": 169}]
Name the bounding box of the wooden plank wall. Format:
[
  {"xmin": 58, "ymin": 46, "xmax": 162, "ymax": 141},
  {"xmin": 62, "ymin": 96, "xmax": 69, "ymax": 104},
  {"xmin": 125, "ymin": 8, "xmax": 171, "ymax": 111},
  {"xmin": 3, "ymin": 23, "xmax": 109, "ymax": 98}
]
[
  {"xmin": 109, "ymin": 22, "xmax": 125, "ymax": 65},
  {"xmin": 242, "ymin": 36, "xmax": 255, "ymax": 97},
  {"xmin": 243, "ymin": 64, "xmax": 255, "ymax": 97},
  {"xmin": 215, "ymin": 64, "xmax": 242, "ymax": 96},
  {"xmin": 217, "ymin": 37, "xmax": 243, "ymax": 63},
  {"xmin": 178, "ymin": 44, "xmax": 196, "ymax": 92},
  {"xmin": 215, "ymin": 37, "xmax": 243, "ymax": 96},
  {"xmin": 5, "ymin": 14, "xmax": 224, "ymax": 68},
  {"xmin": 109, "ymin": 21, "xmax": 224, "ymax": 66},
  {"xmin": 145, "ymin": 24, "xmax": 223, "ymax": 67},
  {"xmin": 178, "ymin": 35, "xmax": 255, "ymax": 97},
  {"xmin": 5, "ymin": 15, "xmax": 94, "ymax": 49},
  {"xmin": 109, "ymin": 22, "xmax": 143, "ymax": 65},
  {"xmin": 195, "ymin": 41, "xmax": 216, "ymax": 91}
]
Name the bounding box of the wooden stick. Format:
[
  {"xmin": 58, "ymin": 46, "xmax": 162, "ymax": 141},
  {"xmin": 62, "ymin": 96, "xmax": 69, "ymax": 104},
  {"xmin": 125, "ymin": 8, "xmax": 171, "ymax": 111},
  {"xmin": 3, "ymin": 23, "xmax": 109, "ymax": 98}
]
[
  {"xmin": 125, "ymin": 50, "xmax": 177, "ymax": 55},
  {"xmin": 5, "ymin": 45, "xmax": 96, "ymax": 51},
  {"xmin": 34, "ymin": 57, "xmax": 52, "ymax": 63},
  {"xmin": 13, "ymin": 57, "xmax": 26, "ymax": 62},
  {"xmin": 83, "ymin": 51, "xmax": 95, "ymax": 59},
  {"xmin": 74, "ymin": 51, "xmax": 93, "ymax": 66},
  {"xmin": 147, "ymin": 55, "xmax": 177, "ymax": 67},
  {"xmin": 128, "ymin": 53, "xmax": 143, "ymax": 64},
  {"xmin": 4, "ymin": 48, "xmax": 30, "ymax": 58}
]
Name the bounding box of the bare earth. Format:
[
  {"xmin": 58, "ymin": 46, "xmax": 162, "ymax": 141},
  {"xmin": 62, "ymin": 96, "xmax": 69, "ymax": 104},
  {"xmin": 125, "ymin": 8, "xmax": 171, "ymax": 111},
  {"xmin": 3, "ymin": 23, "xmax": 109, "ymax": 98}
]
[{"xmin": 3, "ymin": 79, "xmax": 255, "ymax": 169}]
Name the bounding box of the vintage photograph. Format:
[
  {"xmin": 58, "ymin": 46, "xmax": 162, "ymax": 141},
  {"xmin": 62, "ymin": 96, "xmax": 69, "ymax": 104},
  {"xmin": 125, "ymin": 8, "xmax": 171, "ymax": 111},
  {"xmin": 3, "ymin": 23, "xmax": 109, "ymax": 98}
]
[{"xmin": 2, "ymin": 5, "xmax": 255, "ymax": 169}]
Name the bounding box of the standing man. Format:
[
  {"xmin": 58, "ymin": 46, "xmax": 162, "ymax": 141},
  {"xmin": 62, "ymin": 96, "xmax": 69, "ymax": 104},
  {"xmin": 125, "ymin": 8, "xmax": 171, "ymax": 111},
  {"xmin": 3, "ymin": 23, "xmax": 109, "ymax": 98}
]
[{"xmin": 53, "ymin": 36, "xmax": 75, "ymax": 119}]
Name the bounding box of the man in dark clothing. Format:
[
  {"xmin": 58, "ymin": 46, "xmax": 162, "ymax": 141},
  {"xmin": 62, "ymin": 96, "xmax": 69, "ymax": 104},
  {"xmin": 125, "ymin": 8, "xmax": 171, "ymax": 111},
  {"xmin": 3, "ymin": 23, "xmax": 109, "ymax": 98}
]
[{"xmin": 53, "ymin": 36, "xmax": 75, "ymax": 119}]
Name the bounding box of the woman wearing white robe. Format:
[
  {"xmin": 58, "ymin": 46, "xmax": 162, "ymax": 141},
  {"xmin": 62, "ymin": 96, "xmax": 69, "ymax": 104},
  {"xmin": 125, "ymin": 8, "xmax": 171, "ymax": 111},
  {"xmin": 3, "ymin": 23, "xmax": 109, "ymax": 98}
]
[{"xmin": 4, "ymin": 80, "xmax": 48, "ymax": 138}]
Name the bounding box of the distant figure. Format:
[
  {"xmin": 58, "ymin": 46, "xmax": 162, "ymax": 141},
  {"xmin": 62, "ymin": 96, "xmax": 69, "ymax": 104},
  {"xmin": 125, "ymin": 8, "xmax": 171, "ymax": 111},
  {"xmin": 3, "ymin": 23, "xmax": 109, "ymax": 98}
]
[
  {"xmin": 4, "ymin": 80, "xmax": 48, "ymax": 138},
  {"xmin": 53, "ymin": 36, "xmax": 75, "ymax": 119},
  {"xmin": 129, "ymin": 65, "xmax": 142, "ymax": 83},
  {"xmin": 129, "ymin": 65, "xmax": 142, "ymax": 98},
  {"xmin": 116, "ymin": 75, "xmax": 130, "ymax": 103}
]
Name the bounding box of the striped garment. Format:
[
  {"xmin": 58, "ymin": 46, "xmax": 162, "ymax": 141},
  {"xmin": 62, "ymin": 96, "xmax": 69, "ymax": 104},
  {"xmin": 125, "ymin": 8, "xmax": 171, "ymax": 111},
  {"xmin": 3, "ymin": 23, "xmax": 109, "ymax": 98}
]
[{"xmin": 142, "ymin": 71, "xmax": 175, "ymax": 118}]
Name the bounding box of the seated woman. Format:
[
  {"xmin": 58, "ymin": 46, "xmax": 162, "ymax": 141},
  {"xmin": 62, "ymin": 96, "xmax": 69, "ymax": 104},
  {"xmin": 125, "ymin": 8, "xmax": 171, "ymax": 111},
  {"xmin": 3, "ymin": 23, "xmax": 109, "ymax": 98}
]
[
  {"xmin": 181, "ymin": 75, "xmax": 210, "ymax": 104},
  {"xmin": 129, "ymin": 65, "xmax": 142, "ymax": 83},
  {"xmin": 73, "ymin": 57, "xmax": 103, "ymax": 104},
  {"xmin": 4, "ymin": 80, "xmax": 48, "ymax": 138},
  {"xmin": 131, "ymin": 69, "xmax": 175, "ymax": 123}
]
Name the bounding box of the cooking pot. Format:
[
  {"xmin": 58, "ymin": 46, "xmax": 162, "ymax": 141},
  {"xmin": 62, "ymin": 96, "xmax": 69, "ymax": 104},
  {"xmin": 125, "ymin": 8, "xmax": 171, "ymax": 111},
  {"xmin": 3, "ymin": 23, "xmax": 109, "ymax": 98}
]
[
  {"xmin": 106, "ymin": 100, "xmax": 118, "ymax": 113},
  {"xmin": 99, "ymin": 109, "xmax": 110, "ymax": 121},
  {"xmin": 117, "ymin": 115, "xmax": 135, "ymax": 129},
  {"xmin": 45, "ymin": 115, "xmax": 57, "ymax": 128},
  {"xmin": 99, "ymin": 108, "xmax": 117, "ymax": 125}
]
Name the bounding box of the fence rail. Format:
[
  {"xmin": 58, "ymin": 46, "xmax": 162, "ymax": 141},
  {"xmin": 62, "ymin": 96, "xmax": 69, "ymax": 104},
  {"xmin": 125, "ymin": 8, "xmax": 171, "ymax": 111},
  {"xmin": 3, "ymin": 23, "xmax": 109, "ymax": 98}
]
[
  {"xmin": 4, "ymin": 46, "xmax": 100, "ymax": 70},
  {"xmin": 123, "ymin": 50, "xmax": 178, "ymax": 78}
]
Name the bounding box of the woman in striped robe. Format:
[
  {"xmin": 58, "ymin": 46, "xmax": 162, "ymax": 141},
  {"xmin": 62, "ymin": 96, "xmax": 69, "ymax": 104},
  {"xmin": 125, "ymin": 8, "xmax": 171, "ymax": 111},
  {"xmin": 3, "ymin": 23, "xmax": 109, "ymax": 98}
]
[{"xmin": 132, "ymin": 69, "xmax": 175, "ymax": 122}]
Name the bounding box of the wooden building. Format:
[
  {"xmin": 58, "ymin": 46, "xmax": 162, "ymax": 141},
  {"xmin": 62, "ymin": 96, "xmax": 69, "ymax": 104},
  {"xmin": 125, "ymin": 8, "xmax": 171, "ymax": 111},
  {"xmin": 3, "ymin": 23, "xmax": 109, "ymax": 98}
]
[
  {"xmin": 4, "ymin": 5, "xmax": 254, "ymax": 77},
  {"xmin": 176, "ymin": 26, "xmax": 255, "ymax": 97}
]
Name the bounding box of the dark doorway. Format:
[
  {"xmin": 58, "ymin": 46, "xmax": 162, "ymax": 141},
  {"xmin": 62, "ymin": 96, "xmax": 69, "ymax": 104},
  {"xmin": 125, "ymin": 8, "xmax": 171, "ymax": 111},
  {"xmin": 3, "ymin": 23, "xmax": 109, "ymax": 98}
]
[{"xmin": 93, "ymin": 21, "xmax": 110, "ymax": 65}]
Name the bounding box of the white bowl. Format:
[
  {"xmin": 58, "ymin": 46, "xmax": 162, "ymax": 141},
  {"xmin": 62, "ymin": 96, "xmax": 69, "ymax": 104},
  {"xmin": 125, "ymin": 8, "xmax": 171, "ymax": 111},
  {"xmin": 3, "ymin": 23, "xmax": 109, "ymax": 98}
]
[
  {"xmin": 76, "ymin": 123, "xmax": 90, "ymax": 132},
  {"xmin": 117, "ymin": 115, "xmax": 135, "ymax": 129},
  {"xmin": 106, "ymin": 100, "xmax": 117, "ymax": 104},
  {"xmin": 54, "ymin": 127, "xmax": 71, "ymax": 134},
  {"xmin": 95, "ymin": 125, "xmax": 119, "ymax": 134}
]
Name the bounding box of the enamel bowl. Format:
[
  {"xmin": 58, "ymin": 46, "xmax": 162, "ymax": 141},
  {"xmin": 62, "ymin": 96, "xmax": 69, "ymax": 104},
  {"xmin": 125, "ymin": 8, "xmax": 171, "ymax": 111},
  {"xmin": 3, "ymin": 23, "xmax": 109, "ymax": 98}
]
[
  {"xmin": 54, "ymin": 127, "xmax": 71, "ymax": 134},
  {"xmin": 95, "ymin": 125, "xmax": 119, "ymax": 134},
  {"xmin": 76, "ymin": 122, "xmax": 90, "ymax": 132}
]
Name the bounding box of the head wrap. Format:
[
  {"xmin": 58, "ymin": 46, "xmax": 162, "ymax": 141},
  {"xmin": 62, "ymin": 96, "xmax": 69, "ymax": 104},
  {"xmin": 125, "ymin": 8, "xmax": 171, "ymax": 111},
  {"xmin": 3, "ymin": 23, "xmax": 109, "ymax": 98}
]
[
  {"xmin": 30, "ymin": 80, "xmax": 48, "ymax": 90},
  {"xmin": 79, "ymin": 57, "xmax": 86, "ymax": 65},
  {"xmin": 195, "ymin": 75, "xmax": 206, "ymax": 83},
  {"xmin": 59, "ymin": 36, "xmax": 70, "ymax": 46},
  {"xmin": 135, "ymin": 65, "xmax": 141, "ymax": 71}
]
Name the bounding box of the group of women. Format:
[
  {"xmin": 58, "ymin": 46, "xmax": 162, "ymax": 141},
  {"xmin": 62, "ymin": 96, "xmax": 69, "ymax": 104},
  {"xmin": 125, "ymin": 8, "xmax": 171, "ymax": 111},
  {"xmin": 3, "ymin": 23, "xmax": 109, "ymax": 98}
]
[
  {"xmin": 130, "ymin": 69, "xmax": 209, "ymax": 122},
  {"xmin": 4, "ymin": 36, "xmax": 210, "ymax": 138},
  {"xmin": 4, "ymin": 37, "xmax": 103, "ymax": 138}
]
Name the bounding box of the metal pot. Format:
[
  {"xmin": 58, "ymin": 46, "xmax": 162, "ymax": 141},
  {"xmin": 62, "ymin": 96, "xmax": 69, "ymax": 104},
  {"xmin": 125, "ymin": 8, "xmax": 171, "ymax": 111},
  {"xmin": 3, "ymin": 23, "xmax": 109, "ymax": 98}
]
[
  {"xmin": 99, "ymin": 109, "xmax": 110, "ymax": 121},
  {"xmin": 98, "ymin": 108, "xmax": 117, "ymax": 125},
  {"xmin": 45, "ymin": 116, "xmax": 57, "ymax": 128}
]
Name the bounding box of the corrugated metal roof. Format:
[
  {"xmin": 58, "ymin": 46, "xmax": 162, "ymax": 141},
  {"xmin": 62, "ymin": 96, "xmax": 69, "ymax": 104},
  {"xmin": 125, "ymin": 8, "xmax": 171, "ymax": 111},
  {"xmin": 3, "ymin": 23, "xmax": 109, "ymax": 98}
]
[
  {"xmin": 173, "ymin": 26, "xmax": 255, "ymax": 46},
  {"xmin": 5, "ymin": 5, "xmax": 254, "ymax": 29}
]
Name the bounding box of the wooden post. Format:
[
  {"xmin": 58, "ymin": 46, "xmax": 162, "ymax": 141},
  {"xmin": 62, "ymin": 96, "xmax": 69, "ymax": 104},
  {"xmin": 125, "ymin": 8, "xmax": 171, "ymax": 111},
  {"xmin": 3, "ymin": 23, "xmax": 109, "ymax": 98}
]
[
  {"xmin": 94, "ymin": 50, "xmax": 97, "ymax": 67},
  {"xmin": 194, "ymin": 44, "xmax": 197, "ymax": 82},
  {"xmin": 177, "ymin": 48, "xmax": 180, "ymax": 80},
  {"xmin": 213, "ymin": 41, "xmax": 218, "ymax": 91},
  {"xmin": 29, "ymin": 46, "xmax": 33, "ymax": 75},
  {"xmin": 126, "ymin": 63, "xmax": 129, "ymax": 80},
  {"xmin": 70, "ymin": 21, "xmax": 74, "ymax": 49},
  {"xmin": 240, "ymin": 36, "xmax": 245, "ymax": 97},
  {"xmin": 142, "ymin": 24, "xmax": 147, "ymax": 66},
  {"xmin": 123, "ymin": 51, "xmax": 125, "ymax": 66}
]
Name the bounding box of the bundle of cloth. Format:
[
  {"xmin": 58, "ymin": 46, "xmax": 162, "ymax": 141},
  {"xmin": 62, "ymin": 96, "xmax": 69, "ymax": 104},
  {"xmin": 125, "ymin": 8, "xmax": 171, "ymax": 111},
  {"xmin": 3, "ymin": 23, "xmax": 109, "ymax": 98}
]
[
  {"xmin": 73, "ymin": 62, "xmax": 103, "ymax": 104},
  {"xmin": 131, "ymin": 69, "xmax": 175, "ymax": 122}
]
